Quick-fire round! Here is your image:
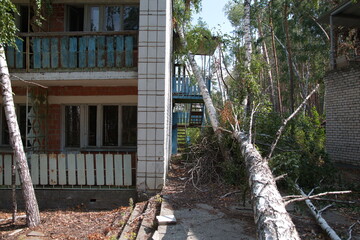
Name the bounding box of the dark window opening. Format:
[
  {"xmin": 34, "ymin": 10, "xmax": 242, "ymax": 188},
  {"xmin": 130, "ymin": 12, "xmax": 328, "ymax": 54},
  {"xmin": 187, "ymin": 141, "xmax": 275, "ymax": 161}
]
[
  {"xmin": 65, "ymin": 106, "xmax": 80, "ymax": 147},
  {"xmin": 123, "ymin": 6, "xmax": 139, "ymax": 30},
  {"xmin": 88, "ymin": 105, "xmax": 97, "ymax": 146},
  {"xmin": 103, "ymin": 106, "xmax": 118, "ymax": 146},
  {"xmin": 122, "ymin": 106, "xmax": 137, "ymax": 146},
  {"xmin": 68, "ymin": 5, "xmax": 84, "ymax": 31}
]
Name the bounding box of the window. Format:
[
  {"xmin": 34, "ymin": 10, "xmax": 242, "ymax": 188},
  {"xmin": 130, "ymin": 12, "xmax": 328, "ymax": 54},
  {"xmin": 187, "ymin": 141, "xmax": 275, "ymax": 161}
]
[
  {"xmin": 67, "ymin": 5, "xmax": 84, "ymax": 31},
  {"xmin": 0, "ymin": 105, "xmax": 31, "ymax": 147},
  {"xmin": 63, "ymin": 105, "xmax": 137, "ymax": 149},
  {"xmin": 64, "ymin": 106, "xmax": 81, "ymax": 147},
  {"xmin": 87, "ymin": 5, "xmax": 139, "ymax": 31}
]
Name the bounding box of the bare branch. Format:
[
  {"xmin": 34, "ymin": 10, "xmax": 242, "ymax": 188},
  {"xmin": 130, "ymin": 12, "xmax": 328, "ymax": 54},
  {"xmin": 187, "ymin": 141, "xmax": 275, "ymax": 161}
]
[
  {"xmin": 274, "ymin": 174, "xmax": 287, "ymax": 181},
  {"xmin": 285, "ymin": 190, "xmax": 351, "ymax": 205},
  {"xmin": 10, "ymin": 74, "xmax": 48, "ymax": 88},
  {"xmin": 267, "ymin": 84, "xmax": 319, "ymax": 159},
  {"xmin": 347, "ymin": 220, "xmax": 360, "ymax": 240},
  {"xmin": 319, "ymin": 204, "xmax": 334, "ymax": 214},
  {"xmin": 220, "ymin": 190, "xmax": 242, "ymax": 199},
  {"xmin": 249, "ymin": 103, "xmax": 260, "ymax": 143},
  {"xmin": 295, "ymin": 184, "xmax": 342, "ymax": 240}
]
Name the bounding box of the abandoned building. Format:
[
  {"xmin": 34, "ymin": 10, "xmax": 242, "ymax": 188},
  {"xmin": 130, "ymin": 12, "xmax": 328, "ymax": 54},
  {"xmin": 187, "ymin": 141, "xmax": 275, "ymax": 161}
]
[
  {"xmin": 0, "ymin": 0, "xmax": 173, "ymax": 209},
  {"xmin": 320, "ymin": 1, "xmax": 360, "ymax": 167}
]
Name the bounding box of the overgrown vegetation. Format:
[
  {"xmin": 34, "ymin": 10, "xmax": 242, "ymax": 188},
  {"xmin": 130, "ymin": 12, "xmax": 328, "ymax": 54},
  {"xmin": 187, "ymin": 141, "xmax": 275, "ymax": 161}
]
[{"xmin": 184, "ymin": 107, "xmax": 337, "ymax": 191}]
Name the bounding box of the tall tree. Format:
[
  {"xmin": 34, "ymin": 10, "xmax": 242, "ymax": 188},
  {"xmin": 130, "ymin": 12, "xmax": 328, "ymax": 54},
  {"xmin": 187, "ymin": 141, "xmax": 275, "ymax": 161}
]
[
  {"xmin": 176, "ymin": 0, "xmax": 300, "ymax": 238},
  {"xmin": 0, "ymin": 0, "xmax": 40, "ymax": 227},
  {"xmin": 283, "ymin": 1, "xmax": 295, "ymax": 113}
]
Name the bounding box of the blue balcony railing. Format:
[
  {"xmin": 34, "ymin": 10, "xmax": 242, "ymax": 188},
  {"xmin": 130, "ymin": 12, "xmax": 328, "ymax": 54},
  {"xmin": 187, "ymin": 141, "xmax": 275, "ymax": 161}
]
[
  {"xmin": 6, "ymin": 31, "xmax": 138, "ymax": 72},
  {"xmin": 172, "ymin": 75, "xmax": 211, "ymax": 99}
]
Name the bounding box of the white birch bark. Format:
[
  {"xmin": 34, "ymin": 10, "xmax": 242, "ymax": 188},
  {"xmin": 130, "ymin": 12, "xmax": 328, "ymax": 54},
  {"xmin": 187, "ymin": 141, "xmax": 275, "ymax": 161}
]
[
  {"xmin": 177, "ymin": 27, "xmax": 220, "ymax": 133},
  {"xmin": 234, "ymin": 131, "xmax": 300, "ymax": 240},
  {"xmin": 0, "ymin": 45, "xmax": 40, "ymax": 227},
  {"xmin": 295, "ymin": 184, "xmax": 341, "ymax": 240}
]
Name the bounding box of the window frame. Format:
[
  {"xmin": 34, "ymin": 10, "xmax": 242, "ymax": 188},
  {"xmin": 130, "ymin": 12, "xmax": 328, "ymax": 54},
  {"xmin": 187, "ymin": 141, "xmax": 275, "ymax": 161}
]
[
  {"xmin": 84, "ymin": 5, "xmax": 139, "ymax": 32},
  {"xmin": 0, "ymin": 104, "xmax": 31, "ymax": 148},
  {"xmin": 62, "ymin": 104, "xmax": 136, "ymax": 151}
]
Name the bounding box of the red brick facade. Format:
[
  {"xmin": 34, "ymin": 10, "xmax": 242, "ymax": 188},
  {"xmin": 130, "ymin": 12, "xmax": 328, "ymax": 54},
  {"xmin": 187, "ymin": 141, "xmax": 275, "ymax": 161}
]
[
  {"xmin": 48, "ymin": 4, "xmax": 65, "ymax": 32},
  {"xmin": 11, "ymin": 86, "xmax": 137, "ymax": 151}
]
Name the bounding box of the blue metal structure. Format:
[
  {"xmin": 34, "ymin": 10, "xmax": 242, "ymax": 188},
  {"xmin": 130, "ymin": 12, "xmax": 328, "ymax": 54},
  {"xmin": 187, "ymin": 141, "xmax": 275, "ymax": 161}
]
[{"xmin": 172, "ymin": 74, "xmax": 211, "ymax": 154}]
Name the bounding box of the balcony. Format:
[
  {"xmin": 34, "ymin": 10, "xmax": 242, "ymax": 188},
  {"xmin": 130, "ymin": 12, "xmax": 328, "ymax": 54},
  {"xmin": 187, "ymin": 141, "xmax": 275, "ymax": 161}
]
[
  {"xmin": 6, "ymin": 31, "xmax": 138, "ymax": 72},
  {"xmin": 0, "ymin": 152, "xmax": 136, "ymax": 188},
  {"xmin": 172, "ymin": 75, "xmax": 211, "ymax": 103}
]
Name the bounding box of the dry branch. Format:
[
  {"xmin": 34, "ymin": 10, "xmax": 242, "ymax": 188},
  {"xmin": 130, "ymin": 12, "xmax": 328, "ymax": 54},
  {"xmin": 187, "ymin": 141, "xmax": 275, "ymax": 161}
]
[
  {"xmin": 267, "ymin": 84, "xmax": 319, "ymax": 159},
  {"xmin": 285, "ymin": 190, "xmax": 352, "ymax": 205},
  {"xmin": 295, "ymin": 184, "xmax": 342, "ymax": 240}
]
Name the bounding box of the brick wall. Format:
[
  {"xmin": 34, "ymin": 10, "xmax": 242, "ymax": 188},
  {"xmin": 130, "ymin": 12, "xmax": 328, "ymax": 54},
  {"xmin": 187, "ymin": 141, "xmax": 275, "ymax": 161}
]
[
  {"xmin": 11, "ymin": 86, "xmax": 137, "ymax": 152},
  {"xmin": 47, "ymin": 104, "xmax": 61, "ymax": 151},
  {"xmin": 48, "ymin": 4, "xmax": 65, "ymax": 32},
  {"xmin": 325, "ymin": 63, "xmax": 360, "ymax": 166}
]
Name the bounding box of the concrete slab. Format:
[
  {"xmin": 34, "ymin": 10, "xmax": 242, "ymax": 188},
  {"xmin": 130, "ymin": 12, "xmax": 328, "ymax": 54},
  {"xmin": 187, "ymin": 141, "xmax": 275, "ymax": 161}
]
[{"xmin": 156, "ymin": 199, "xmax": 256, "ymax": 240}]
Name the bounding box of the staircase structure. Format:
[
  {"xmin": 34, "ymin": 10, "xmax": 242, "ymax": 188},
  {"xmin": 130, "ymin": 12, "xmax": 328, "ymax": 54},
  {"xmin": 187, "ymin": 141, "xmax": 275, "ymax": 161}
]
[{"xmin": 172, "ymin": 64, "xmax": 211, "ymax": 153}]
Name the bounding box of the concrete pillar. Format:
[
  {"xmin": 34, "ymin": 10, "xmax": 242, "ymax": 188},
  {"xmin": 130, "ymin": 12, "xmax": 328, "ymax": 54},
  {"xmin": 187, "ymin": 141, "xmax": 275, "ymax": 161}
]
[{"xmin": 137, "ymin": 0, "xmax": 172, "ymax": 190}]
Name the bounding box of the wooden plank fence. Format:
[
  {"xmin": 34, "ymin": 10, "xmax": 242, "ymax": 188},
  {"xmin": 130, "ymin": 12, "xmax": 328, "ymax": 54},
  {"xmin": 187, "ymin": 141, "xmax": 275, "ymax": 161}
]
[
  {"xmin": 5, "ymin": 31, "xmax": 137, "ymax": 71},
  {"xmin": 0, "ymin": 153, "xmax": 134, "ymax": 187}
]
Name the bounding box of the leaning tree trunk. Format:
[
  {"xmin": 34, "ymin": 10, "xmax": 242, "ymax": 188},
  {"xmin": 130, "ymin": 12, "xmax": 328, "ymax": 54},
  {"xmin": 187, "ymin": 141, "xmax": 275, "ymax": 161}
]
[
  {"xmin": 176, "ymin": 25, "xmax": 231, "ymax": 162},
  {"xmin": 0, "ymin": 45, "xmax": 40, "ymax": 227},
  {"xmin": 234, "ymin": 131, "xmax": 300, "ymax": 239},
  {"xmin": 176, "ymin": 23, "xmax": 300, "ymax": 240}
]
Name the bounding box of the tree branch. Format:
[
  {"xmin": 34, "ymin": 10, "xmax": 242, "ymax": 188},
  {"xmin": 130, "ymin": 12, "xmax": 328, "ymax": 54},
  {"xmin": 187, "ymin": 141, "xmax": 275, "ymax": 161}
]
[
  {"xmin": 267, "ymin": 84, "xmax": 319, "ymax": 159},
  {"xmin": 285, "ymin": 190, "xmax": 351, "ymax": 205}
]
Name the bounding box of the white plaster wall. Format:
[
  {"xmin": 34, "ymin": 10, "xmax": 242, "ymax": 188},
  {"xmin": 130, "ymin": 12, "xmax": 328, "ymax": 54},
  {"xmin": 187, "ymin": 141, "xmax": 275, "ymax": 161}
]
[{"xmin": 137, "ymin": 0, "xmax": 172, "ymax": 190}]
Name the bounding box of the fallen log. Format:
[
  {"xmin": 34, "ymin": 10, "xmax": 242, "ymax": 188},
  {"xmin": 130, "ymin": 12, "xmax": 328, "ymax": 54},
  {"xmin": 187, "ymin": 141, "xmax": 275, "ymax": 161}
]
[
  {"xmin": 295, "ymin": 184, "xmax": 342, "ymax": 240},
  {"xmin": 233, "ymin": 131, "xmax": 300, "ymax": 239}
]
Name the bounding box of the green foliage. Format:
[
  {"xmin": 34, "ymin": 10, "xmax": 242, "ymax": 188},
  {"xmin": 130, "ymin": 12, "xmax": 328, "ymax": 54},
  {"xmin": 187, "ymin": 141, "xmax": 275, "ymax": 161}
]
[
  {"xmin": 0, "ymin": 0, "xmax": 19, "ymax": 46},
  {"xmin": 266, "ymin": 109, "xmax": 335, "ymax": 188},
  {"xmin": 186, "ymin": 21, "xmax": 218, "ymax": 55}
]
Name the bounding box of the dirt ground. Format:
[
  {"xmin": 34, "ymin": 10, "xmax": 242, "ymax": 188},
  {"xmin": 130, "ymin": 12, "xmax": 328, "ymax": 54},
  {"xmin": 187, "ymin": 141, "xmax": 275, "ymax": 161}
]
[
  {"xmin": 160, "ymin": 162, "xmax": 360, "ymax": 240},
  {"xmin": 0, "ymin": 206, "xmax": 132, "ymax": 239},
  {"xmin": 0, "ymin": 161, "xmax": 359, "ymax": 240}
]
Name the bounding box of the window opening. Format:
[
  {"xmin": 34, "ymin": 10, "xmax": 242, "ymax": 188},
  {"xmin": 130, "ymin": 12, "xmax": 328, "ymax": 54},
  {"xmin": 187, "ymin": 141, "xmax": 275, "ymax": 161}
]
[
  {"xmin": 68, "ymin": 5, "xmax": 84, "ymax": 31},
  {"xmin": 88, "ymin": 105, "xmax": 97, "ymax": 146},
  {"xmin": 122, "ymin": 106, "xmax": 137, "ymax": 146},
  {"xmin": 65, "ymin": 106, "xmax": 80, "ymax": 147},
  {"xmin": 103, "ymin": 106, "xmax": 118, "ymax": 146}
]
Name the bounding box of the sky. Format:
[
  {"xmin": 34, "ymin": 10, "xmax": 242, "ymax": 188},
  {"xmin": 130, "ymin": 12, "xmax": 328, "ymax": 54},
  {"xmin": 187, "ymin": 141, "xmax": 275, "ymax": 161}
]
[{"xmin": 192, "ymin": 0, "xmax": 233, "ymax": 35}]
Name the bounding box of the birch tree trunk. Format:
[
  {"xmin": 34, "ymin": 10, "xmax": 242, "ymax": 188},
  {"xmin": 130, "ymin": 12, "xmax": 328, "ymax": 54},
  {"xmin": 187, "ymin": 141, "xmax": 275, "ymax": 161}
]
[
  {"xmin": 176, "ymin": 25, "xmax": 231, "ymax": 162},
  {"xmin": 257, "ymin": 14, "xmax": 276, "ymax": 111},
  {"xmin": 242, "ymin": 0, "xmax": 252, "ymax": 116},
  {"xmin": 234, "ymin": 131, "xmax": 300, "ymax": 239},
  {"xmin": 269, "ymin": 0, "xmax": 283, "ymax": 114},
  {"xmin": 0, "ymin": 46, "xmax": 40, "ymax": 227}
]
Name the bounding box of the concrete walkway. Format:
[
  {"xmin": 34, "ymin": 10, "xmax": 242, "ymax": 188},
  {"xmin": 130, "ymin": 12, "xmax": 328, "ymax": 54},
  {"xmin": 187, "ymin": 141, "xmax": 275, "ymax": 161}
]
[{"xmin": 153, "ymin": 198, "xmax": 256, "ymax": 240}]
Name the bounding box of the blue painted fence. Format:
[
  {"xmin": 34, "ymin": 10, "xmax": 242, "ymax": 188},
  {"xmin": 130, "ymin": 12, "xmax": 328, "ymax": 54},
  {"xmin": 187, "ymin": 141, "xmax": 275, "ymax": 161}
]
[
  {"xmin": 172, "ymin": 76, "xmax": 211, "ymax": 98},
  {"xmin": 6, "ymin": 32, "xmax": 137, "ymax": 71}
]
